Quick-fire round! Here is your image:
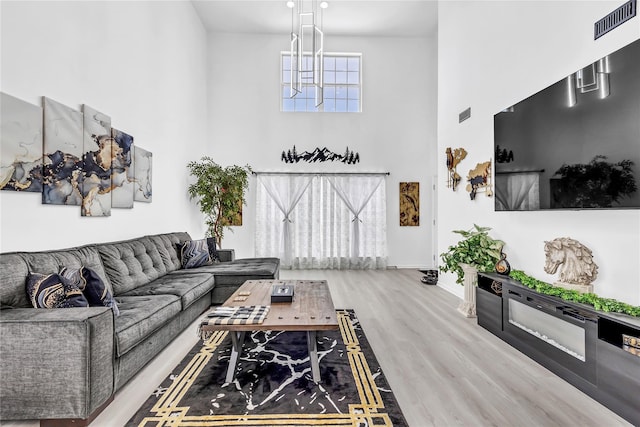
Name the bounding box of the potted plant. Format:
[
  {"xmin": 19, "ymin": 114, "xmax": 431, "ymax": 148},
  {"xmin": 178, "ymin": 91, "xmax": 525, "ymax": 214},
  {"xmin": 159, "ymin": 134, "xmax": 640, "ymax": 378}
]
[
  {"xmin": 440, "ymin": 224, "xmax": 505, "ymax": 317},
  {"xmin": 187, "ymin": 157, "xmax": 252, "ymax": 248}
]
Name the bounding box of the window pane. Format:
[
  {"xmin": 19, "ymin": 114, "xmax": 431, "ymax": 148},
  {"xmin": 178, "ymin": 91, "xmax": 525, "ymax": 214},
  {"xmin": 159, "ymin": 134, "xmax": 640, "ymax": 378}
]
[
  {"xmin": 324, "ymin": 87, "xmax": 335, "ymax": 99},
  {"xmin": 347, "ymin": 87, "xmax": 359, "ymax": 99},
  {"xmin": 283, "ymin": 98, "xmax": 295, "ymax": 111},
  {"xmin": 283, "ymin": 55, "xmax": 291, "ymax": 70},
  {"xmin": 336, "ymin": 99, "xmax": 347, "ymax": 112},
  {"xmin": 347, "ymin": 100, "xmax": 359, "ymax": 112},
  {"xmin": 295, "ymin": 98, "xmax": 307, "ymax": 111},
  {"xmin": 347, "ymin": 71, "xmax": 359, "ymax": 84},
  {"xmin": 324, "ymin": 99, "xmax": 336, "ymax": 112},
  {"xmin": 336, "ymin": 71, "xmax": 347, "ymax": 84},
  {"xmin": 324, "ymin": 56, "xmax": 335, "ymax": 70},
  {"xmin": 348, "ymin": 57, "xmax": 359, "ymax": 71},
  {"xmin": 335, "ymin": 86, "xmax": 347, "ymax": 99},
  {"xmin": 283, "ymin": 70, "xmax": 291, "ymax": 84},
  {"xmin": 336, "ymin": 57, "xmax": 347, "ymax": 71},
  {"xmin": 325, "ymin": 71, "xmax": 335, "ymax": 84}
]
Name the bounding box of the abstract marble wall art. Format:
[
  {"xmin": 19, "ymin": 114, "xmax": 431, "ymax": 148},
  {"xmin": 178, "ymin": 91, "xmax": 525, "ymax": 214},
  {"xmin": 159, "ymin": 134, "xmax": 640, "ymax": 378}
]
[
  {"xmin": 0, "ymin": 92, "xmax": 43, "ymax": 192},
  {"xmin": 82, "ymin": 105, "xmax": 113, "ymax": 217},
  {"xmin": 399, "ymin": 182, "xmax": 419, "ymax": 226},
  {"xmin": 42, "ymin": 97, "xmax": 83, "ymax": 205},
  {"xmin": 134, "ymin": 146, "xmax": 152, "ymax": 203},
  {"xmin": 111, "ymin": 128, "xmax": 134, "ymax": 208}
]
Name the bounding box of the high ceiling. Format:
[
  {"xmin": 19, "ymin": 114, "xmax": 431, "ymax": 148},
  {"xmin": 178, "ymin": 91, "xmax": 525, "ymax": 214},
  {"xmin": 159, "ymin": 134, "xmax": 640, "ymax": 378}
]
[{"xmin": 191, "ymin": 0, "xmax": 438, "ymax": 38}]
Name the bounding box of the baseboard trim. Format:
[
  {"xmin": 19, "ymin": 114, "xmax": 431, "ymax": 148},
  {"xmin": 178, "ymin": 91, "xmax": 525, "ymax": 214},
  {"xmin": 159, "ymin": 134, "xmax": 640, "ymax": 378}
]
[{"xmin": 40, "ymin": 396, "xmax": 114, "ymax": 427}]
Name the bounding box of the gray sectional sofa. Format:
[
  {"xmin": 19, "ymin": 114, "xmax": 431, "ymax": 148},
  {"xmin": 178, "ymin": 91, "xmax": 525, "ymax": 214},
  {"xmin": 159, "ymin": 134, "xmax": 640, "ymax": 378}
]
[{"xmin": 0, "ymin": 231, "xmax": 279, "ymax": 424}]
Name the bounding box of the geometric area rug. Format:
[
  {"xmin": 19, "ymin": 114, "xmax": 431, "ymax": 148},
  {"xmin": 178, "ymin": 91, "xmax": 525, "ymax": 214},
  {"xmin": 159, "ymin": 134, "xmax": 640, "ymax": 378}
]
[{"xmin": 126, "ymin": 309, "xmax": 408, "ymax": 426}]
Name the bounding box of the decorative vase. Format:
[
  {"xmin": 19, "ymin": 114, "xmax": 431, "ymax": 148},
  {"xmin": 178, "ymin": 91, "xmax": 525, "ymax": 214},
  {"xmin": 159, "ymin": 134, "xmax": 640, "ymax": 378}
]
[
  {"xmin": 458, "ymin": 263, "xmax": 478, "ymax": 318},
  {"xmin": 495, "ymin": 251, "xmax": 511, "ymax": 276}
]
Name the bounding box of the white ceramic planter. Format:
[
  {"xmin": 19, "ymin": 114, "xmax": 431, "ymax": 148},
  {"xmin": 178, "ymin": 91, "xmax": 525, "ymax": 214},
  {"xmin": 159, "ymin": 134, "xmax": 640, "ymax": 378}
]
[{"xmin": 457, "ymin": 263, "xmax": 478, "ymax": 318}]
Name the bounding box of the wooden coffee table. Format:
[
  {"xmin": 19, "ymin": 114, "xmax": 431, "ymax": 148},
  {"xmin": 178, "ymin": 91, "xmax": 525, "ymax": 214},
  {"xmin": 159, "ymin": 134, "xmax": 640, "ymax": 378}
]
[{"xmin": 200, "ymin": 280, "xmax": 339, "ymax": 383}]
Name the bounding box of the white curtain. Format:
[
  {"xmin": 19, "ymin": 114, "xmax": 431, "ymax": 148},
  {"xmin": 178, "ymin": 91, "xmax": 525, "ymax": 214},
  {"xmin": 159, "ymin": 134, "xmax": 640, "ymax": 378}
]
[
  {"xmin": 255, "ymin": 174, "xmax": 387, "ymax": 269},
  {"xmin": 495, "ymin": 172, "xmax": 541, "ymax": 210}
]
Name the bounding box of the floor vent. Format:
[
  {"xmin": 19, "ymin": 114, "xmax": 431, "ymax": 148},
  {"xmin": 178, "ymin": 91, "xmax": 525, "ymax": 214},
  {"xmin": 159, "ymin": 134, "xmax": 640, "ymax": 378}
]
[{"xmin": 594, "ymin": 0, "xmax": 637, "ymax": 40}]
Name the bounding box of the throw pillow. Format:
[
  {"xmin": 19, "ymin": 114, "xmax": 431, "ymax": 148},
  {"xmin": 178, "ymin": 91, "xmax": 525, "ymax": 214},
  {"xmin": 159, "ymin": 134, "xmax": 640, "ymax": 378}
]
[
  {"xmin": 60, "ymin": 266, "xmax": 120, "ymax": 316},
  {"xmin": 26, "ymin": 273, "xmax": 89, "ymax": 309},
  {"xmin": 179, "ymin": 238, "xmax": 216, "ymax": 269}
]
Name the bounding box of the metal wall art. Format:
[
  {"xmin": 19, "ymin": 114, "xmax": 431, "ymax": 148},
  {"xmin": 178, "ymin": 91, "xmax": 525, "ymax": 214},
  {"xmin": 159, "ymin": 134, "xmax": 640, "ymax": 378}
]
[
  {"xmin": 1, "ymin": 91, "xmax": 152, "ymax": 217},
  {"xmin": 281, "ymin": 145, "xmax": 360, "ymax": 164},
  {"xmin": 399, "ymin": 182, "xmax": 419, "ymax": 226},
  {"xmin": 466, "ymin": 161, "xmax": 493, "ymax": 200},
  {"xmin": 445, "ymin": 147, "xmax": 467, "ymax": 191}
]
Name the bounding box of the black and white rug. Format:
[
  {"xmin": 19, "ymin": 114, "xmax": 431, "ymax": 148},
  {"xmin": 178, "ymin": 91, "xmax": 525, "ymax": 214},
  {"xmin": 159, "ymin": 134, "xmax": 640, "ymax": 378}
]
[{"xmin": 127, "ymin": 309, "xmax": 407, "ymax": 426}]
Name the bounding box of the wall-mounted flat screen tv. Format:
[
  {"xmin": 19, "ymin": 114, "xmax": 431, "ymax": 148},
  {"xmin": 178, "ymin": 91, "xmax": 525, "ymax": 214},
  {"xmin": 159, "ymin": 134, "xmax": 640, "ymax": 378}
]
[{"xmin": 494, "ymin": 38, "xmax": 640, "ymax": 211}]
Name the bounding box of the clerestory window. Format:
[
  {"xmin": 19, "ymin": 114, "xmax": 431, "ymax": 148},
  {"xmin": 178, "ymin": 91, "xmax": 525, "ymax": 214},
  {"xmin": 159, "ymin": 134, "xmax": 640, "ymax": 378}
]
[{"xmin": 281, "ymin": 52, "xmax": 362, "ymax": 112}]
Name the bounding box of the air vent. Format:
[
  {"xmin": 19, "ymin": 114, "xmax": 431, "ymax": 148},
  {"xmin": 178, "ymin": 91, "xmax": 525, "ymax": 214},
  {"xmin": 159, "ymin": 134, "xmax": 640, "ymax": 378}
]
[
  {"xmin": 594, "ymin": 0, "xmax": 637, "ymax": 40},
  {"xmin": 459, "ymin": 107, "xmax": 471, "ymax": 123}
]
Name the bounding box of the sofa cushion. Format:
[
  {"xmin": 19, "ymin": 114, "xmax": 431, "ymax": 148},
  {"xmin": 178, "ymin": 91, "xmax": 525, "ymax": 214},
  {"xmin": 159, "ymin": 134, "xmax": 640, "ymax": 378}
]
[
  {"xmin": 0, "ymin": 253, "xmax": 30, "ymax": 308},
  {"xmin": 194, "ymin": 257, "xmax": 280, "ymax": 286},
  {"xmin": 113, "ymin": 294, "xmax": 181, "ymax": 357},
  {"xmin": 97, "ymin": 236, "xmax": 168, "ymax": 295},
  {"xmin": 119, "ymin": 271, "xmax": 214, "ymax": 310},
  {"xmin": 147, "ymin": 232, "xmax": 191, "ymax": 272},
  {"xmin": 26, "ymin": 273, "xmax": 89, "ymax": 308},
  {"xmin": 60, "ymin": 266, "xmax": 120, "ymax": 315}
]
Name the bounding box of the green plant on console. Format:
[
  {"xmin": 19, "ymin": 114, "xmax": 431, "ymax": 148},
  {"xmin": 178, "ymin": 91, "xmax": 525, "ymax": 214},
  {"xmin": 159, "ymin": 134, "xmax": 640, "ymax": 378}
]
[
  {"xmin": 187, "ymin": 157, "xmax": 252, "ymax": 248},
  {"xmin": 439, "ymin": 224, "xmax": 505, "ymax": 285},
  {"xmin": 509, "ymin": 270, "xmax": 640, "ymax": 317}
]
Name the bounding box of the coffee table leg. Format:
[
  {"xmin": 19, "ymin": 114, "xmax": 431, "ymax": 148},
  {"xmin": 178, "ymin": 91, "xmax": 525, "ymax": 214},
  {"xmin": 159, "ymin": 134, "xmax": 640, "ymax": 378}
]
[
  {"xmin": 225, "ymin": 331, "xmax": 245, "ymax": 383},
  {"xmin": 307, "ymin": 330, "xmax": 321, "ymax": 383}
]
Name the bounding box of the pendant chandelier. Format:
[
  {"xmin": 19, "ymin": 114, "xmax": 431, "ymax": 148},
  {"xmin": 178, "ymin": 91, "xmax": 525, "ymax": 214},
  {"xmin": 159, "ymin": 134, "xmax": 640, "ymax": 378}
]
[{"xmin": 287, "ymin": 0, "xmax": 328, "ymax": 107}]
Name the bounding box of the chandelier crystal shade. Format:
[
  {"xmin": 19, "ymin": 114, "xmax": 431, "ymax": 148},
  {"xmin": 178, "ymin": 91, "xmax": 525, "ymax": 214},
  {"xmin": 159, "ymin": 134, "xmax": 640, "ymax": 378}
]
[{"xmin": 288, "ymin": 0, "xmax": 326, "ymax": 107}]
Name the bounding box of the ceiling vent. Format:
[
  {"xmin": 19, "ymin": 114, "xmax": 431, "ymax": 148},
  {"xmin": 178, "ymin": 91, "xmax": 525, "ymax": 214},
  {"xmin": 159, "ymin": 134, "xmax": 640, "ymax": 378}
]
[{"xmin": 594, "ymin": 0, "xmax": 637, "ymax": 40}]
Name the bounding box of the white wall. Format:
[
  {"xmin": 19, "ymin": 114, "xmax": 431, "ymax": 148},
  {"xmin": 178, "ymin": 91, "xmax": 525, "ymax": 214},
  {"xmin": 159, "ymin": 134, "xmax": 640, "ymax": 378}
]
[
  {"xmin": 437, "ymin": 1, "xmax": 640, "ymax": 305},
  {"xmin": 0, "ymin": 1, "xmax": 209, "ymax": 252},
  {"xmin": 205, "ymin": 32, "xmax": 438, "ymax": 267}
]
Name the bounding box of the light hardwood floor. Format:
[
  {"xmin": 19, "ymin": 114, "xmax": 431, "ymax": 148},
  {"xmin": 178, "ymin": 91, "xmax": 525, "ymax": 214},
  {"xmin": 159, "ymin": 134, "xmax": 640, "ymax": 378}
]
[{"xmin": 1, "ymin": 269, "xmax": 629, "ymax": 426}]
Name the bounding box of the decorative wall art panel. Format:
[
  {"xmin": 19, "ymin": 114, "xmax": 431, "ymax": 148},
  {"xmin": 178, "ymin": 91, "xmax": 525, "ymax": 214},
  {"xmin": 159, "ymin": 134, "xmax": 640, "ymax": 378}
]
[
  {"xmin": 42, "ymin": 97, "xmax": 83, "ymax": 205},
  {"xmin": 111, "ymin": 128, "xmax": 134, "ymax": 209},
  {"xmin": 399, "ymin": 182, "xmax": 420, "ymax": 226},
  {"xmin": 281, "ymin": 145, "xmax": 360, "ymax": 164},
  {"xmin": 221, "ymin": 200, "xmax": 243, "ymax": 226},
  {"xmin": 445, "ymin": 147, "xmax": 467, "ymax": 191},
  {"xmin": 0, "ymin": 92, "xmax": 43, "ymax": 192},
  {"xmin": 82, "ymin": 105, "xmax": 113, "ymax": 217},
  {"xmin": 134, "ymin": 146, "xmax": 152, "ymax": 202},
  {"xmin": 466, "ymin": 161, "xmax": 493, "ymax": 200}
]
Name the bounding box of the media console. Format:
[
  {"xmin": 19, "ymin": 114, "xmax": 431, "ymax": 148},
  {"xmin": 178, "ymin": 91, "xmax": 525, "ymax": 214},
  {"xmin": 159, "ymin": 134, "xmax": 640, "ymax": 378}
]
[{"xmin": 477, "ymin": 272, "xmax": 640, "ymax": 425}]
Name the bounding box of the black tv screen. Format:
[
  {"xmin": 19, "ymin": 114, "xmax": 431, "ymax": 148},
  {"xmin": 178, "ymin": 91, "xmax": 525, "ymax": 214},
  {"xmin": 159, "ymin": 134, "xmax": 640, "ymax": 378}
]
[{"xmin": 494, "ymin": 38, "xmax": 640, "ymax": 211}]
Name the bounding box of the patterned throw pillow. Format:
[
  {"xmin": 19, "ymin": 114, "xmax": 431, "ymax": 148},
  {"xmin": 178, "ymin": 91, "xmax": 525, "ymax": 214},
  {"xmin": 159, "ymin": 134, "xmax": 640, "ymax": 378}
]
[
  {"xmin": 60, "ymin": 266, "xmax": 120, "ymax": 316},
  {"xmin": 179, "ymin": 238, "xmax": 218, "ymax": 269},
  {"xmin": 26, "ymin": 273, "xmax": 89, "ymax": 309}
]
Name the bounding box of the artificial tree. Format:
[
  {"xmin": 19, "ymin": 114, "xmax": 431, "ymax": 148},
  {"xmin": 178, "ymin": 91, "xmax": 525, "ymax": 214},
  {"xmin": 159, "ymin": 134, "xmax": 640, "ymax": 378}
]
[{"xmin": 187, "ymin": 157, "xmax": 252, "ymax": 248}]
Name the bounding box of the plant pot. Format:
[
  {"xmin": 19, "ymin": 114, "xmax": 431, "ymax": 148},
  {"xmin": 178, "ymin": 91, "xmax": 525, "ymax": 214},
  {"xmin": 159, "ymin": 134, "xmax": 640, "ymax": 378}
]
[{"xmin": 457, "ymin": 263, "xmax": 478, "ymax": 318}]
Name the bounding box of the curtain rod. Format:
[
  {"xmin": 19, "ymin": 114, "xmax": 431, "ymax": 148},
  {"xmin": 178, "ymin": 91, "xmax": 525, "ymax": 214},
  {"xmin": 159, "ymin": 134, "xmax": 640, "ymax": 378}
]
[{"xmin": 252, "ymin": 171, "xmax": 390, "ymax": 176}]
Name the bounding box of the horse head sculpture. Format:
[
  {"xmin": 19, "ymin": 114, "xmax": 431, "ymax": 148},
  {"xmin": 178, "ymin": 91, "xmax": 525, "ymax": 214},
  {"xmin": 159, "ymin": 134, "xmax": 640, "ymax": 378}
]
[{"xmin": 544, "ymin": 237, "xmax": 598, "ymax": 287}]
